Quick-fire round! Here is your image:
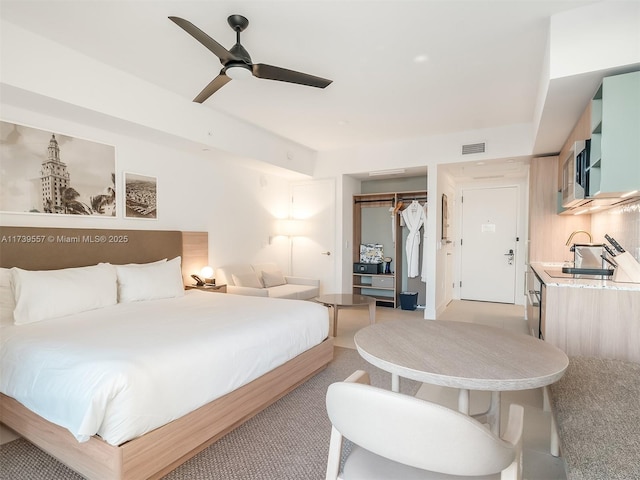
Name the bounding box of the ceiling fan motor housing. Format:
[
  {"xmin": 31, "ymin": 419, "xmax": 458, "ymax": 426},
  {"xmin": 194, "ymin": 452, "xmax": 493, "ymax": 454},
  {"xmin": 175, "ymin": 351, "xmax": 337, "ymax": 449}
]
[
  {"xmin": 169, "ymin": 13, "xmax": 332, "ymax": 102},
  {"xmin": 227, "ymin": 14, "xmax": 249, "ymax": 32}
]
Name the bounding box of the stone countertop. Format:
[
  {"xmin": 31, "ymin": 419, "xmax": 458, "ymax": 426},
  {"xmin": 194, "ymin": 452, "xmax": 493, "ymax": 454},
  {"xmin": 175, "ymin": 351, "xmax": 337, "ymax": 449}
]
[{"xmin": 530, "ymin": 262, "xmax": 640, "ymax": 292}]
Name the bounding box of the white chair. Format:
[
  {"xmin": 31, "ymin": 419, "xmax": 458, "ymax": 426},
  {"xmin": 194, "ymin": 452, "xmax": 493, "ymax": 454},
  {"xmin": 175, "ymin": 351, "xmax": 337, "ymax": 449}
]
[{"xmin": 325, "ymin": 370, "xmax": 524, "ymax": 480}]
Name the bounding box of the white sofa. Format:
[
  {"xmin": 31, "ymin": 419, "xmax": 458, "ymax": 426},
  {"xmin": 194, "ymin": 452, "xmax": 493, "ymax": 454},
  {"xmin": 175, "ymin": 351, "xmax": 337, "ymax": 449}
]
[{"xmin": 215, "ymin": 263, "xmax": 319, "ymax": 300}]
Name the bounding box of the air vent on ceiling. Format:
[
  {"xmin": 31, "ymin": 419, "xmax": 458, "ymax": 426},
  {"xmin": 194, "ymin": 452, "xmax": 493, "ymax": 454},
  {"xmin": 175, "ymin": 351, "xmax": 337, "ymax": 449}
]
[{"xmin": 462, "ymin": 142, "xmax": 486, "ymax": 155}]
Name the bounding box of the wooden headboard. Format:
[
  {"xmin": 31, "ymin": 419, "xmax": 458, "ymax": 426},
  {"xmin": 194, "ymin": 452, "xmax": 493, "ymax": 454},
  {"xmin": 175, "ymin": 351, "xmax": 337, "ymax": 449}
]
[{"xmin": 0, "ymin": 226, "xmax": 208, "ymax": 285}]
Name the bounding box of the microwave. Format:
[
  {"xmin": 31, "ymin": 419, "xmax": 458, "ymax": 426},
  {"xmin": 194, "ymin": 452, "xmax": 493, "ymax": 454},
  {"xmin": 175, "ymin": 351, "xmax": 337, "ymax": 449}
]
[{"xmin": 562, "ymin": 139, "xmax": 590, "ymax": 209}]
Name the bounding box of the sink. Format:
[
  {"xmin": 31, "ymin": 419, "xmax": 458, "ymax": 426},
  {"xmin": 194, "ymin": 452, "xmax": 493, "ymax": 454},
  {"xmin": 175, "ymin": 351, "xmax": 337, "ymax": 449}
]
[{"xmin": 561, "ymin": 267, "xmax": 614, "ymax": 276}]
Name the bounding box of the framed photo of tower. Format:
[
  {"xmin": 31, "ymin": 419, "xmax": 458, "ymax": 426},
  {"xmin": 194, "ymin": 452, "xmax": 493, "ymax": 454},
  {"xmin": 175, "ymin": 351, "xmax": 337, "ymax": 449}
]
[
  {"xmin": 0, "ymin": 121, "xmax": 116, "ymax": 217},
  {"xmin": 124, "ymin": 172, "xmax": 157, "ymax": 219}
]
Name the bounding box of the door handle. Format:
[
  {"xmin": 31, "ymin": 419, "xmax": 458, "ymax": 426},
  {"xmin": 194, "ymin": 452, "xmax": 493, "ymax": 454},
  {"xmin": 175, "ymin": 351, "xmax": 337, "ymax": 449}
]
[
  {"xmin": 321, "ymin": 251, "xmax": 331, "ymax": 256},
  {"xmin": 504, "ymin": 249, "xmax": 514, "ymax": 265}
]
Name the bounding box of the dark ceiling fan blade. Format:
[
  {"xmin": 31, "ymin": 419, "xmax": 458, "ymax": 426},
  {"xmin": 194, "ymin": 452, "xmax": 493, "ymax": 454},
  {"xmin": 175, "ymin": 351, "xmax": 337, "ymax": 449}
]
[
  {"xmin": 252, "ymin": 64, "xmax": 332, "ymax": 89},
  {"xmin": 193, "ymin": 73, "xmax": 231, "ymax": 103},
  {"xmin": 169, "ymin": 16, "xmax": 239, "ymax": 63}
]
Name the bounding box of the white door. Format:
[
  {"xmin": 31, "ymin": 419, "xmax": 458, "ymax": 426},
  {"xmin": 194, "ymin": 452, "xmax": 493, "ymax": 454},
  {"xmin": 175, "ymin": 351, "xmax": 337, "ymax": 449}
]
[
  {"xmin": 291, "ymin": 179, "xmax": 335, "ymax": 294},
  {"xmin": 460, "ymin": 186, "xmax": 518, "ymax": 303}
]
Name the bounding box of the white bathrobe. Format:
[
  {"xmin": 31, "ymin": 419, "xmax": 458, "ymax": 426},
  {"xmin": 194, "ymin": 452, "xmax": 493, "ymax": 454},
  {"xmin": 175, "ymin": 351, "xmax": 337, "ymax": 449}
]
[{"xmin": 402, "ymin": 201, "xmax": 426, "ymax": 278}]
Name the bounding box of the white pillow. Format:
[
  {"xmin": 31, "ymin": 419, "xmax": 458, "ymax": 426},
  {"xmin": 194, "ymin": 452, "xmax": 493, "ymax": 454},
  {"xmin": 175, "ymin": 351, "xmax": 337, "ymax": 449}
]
[
  {"xmin": 11, "ymin": 264, "xmax": 118, "ymax": 325},
  {"xmin": 0, "ymin": 268, "xmax": 15, "ymax": 325},
  {"xmin": 261, "ymin": 269, "xmax": 286, "ymax": 288},
  {"xmin": 232, "ymin": 272, "xmax": 263, "ymax": 289},
  {"xmin": 116, "ymin": 256, "xmax": 184, "ymax": 303}
]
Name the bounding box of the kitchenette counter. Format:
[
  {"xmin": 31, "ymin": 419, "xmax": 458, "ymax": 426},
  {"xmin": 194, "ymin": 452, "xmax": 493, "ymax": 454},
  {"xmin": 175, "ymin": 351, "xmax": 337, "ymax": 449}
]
[
  {"xmin": 528, "ymin": 263, "xmax": 640, "ymax": 363},
  {"xmin": 530, "ymin": 262, "xmax": 640, "ymax": 291}
]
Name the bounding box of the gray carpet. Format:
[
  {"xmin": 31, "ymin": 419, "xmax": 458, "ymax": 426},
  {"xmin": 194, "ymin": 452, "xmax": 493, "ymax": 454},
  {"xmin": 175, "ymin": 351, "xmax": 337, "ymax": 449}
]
[
  {"xmin": 548, "ymin": 356, "xmax": 640, "ymax": 480},
  {"xmin": 0, "ymin": 347, "xmax": 420, "ymax": 480}
]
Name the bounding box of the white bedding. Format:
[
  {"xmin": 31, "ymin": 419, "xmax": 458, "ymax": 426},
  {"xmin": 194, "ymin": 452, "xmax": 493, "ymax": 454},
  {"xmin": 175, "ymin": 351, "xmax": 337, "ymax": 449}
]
[{"xmin": 0, "ymin": 290, "xmax": 329, "ymax": 445}]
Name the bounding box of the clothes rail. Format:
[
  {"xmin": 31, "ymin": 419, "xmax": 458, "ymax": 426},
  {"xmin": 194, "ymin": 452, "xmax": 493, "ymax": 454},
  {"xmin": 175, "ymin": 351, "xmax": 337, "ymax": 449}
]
[
  {"xmin": 398, "ymin": 196, "xmax": 428, "ymax": 202},
  {"xmin": 354, "ymin": 198, "xmax": 394, "ymax": 204}
]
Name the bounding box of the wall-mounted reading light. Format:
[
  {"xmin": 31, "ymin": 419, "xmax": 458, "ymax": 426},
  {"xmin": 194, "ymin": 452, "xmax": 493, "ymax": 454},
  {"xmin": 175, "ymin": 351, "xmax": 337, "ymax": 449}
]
[
  {"xmin": 269, "ymin": 218, "xmax": 308, "ymax": 275},
  {"xmin": 269, "ymin": 218, "xmax": 307, "ymax": 244}
]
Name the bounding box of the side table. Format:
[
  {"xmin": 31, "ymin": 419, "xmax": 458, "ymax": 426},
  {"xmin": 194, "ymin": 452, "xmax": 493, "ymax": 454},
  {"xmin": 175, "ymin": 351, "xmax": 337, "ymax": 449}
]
[{"xmin": 185, "ymin": 284, "xmax": 227, "ymax": 293}]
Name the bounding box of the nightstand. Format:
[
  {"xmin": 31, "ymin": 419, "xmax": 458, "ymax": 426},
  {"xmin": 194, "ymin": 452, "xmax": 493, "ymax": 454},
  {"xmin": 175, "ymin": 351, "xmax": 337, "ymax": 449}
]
[{"xmin": 185, "ymin": 284, "xmax": 227, "ymax": 293}]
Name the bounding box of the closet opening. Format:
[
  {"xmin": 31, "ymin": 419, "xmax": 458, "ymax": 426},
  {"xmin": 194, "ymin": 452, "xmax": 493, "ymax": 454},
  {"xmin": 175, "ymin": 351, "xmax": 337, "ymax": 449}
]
[{"xmin": 352, "ymin": 174, "xmax": 428, "ymax": 308}]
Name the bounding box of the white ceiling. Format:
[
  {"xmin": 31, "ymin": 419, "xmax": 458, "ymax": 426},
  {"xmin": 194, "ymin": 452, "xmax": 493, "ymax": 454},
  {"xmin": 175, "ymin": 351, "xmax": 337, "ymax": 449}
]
[{"xmin": 0, "ymin": 0, "xmax": 604, "ymax": 161}]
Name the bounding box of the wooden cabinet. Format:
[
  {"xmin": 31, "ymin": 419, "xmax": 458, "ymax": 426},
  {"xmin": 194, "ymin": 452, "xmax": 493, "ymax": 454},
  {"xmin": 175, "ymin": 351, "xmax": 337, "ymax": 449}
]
[
  {"xmin": 530, "ymin": 265, "xmax": 640, "ymax": 363},
  {"xmin": 528, "ymin": 156, "xmax": 589, "ymax": 263},
  {"xmin": 588, "ymin": 71, "xmax": 640, "ymax": 198},
  {"xmin": 543, "ymin": 283, "xmax": 640, "ymax": 363},
  {"xmin": 353, "ymin": 190, "xmax": 427, "ymax": 308},
  {"xmin": 353, "ymin": 273, "xmax": 396, "ymax": 307}
]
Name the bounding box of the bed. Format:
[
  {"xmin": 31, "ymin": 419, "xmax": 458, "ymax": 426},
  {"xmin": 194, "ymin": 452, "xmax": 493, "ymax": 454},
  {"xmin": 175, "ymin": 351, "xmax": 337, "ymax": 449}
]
[{"xmin": 0, "ymin": 226, "xmax": 333, "ymax": 479}]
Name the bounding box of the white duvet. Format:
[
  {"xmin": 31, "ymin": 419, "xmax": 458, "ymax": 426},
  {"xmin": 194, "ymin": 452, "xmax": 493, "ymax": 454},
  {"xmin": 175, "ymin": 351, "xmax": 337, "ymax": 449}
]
[{"xmin": 0, "ymin": 290, "xmax": 329, "ymax": 445}]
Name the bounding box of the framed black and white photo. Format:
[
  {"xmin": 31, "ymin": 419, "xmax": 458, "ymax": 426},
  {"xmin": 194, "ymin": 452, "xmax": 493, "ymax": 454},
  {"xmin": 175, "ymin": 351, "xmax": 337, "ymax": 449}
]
[
  {"xmin": 124, "ymin": 172, "xmax": 157, "ymax": 219},
  {"xmin": 0, "ymin": 120, "xmax": 116, "ymax": 216}
]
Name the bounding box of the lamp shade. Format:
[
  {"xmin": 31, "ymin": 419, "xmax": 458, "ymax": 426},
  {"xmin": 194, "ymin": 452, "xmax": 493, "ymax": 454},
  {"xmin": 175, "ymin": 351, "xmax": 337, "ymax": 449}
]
[
  {"xmin": 275, "ymin": 219, "xmax": 307, "ymax": 237},
  {"xmin": 200, "ymin": 266, "xmax": 214, "ymax": 278}
]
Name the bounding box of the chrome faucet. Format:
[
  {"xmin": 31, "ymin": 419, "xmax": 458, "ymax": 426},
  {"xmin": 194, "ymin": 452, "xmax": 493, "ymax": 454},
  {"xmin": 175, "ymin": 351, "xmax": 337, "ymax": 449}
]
[{"xmin": 565, "ymin": 230, "xmax": 592, "ymax": 246}]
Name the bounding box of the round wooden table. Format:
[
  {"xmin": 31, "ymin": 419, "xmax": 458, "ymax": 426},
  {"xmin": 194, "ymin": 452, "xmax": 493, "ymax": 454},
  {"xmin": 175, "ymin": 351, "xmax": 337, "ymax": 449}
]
[
  {"xmin": 354, "ymin": 319, "xmax": 568, "ymax": 433},
  {"xmin": 315, "ymin": 294, "xmax": 376, "ymax": 337}
]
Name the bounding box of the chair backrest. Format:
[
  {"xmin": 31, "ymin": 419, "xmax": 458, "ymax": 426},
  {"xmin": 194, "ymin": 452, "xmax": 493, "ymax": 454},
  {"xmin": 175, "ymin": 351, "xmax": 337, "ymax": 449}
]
[
  {"xmin": 326, "ymin": 381, "xmax": 518, "ymax": 477},
  {"xmin": 215, "ymin": 264, "xmax": 256, "ymax": 286}
]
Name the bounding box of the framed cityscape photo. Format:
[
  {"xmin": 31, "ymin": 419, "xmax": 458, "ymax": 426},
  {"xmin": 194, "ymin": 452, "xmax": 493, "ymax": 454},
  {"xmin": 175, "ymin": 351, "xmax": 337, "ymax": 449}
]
[
  {"xmin": 124, "ymin": 172, "xmax": 157, "ymax": 219},
  {"xmin": 0, "ymin": 120, "xmax": 116, "ymax": 216}
]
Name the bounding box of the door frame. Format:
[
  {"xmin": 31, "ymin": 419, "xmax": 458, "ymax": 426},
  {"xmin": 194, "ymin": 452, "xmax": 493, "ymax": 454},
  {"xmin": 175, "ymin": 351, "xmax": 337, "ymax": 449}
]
[
  {"xmin": 290, "ymin": 178, "xmax": 337, "ymax": 294},
  {"xmin": 452, "ymin": 178, "xmax": 528, "ymax": 306}
]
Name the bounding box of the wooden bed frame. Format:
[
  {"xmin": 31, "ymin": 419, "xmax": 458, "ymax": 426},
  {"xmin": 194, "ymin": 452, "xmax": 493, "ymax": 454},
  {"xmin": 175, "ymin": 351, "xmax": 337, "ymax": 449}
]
[{"xmin": 0, "ymin": 226, "xmax": 333, "ymax": 479}]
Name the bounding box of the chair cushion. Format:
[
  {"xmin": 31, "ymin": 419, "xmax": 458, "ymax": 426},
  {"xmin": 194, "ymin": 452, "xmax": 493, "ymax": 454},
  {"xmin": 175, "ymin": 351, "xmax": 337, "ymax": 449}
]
[
  {"xmin": 261, "ymin": 269, "xmax": 286, "ymax": 288},
  {"xmin": 231, "ymin": 272, "xmax": 263, "ymax": 288},
  {"xmin": 266, "ymin": 284, "xmax": 319, "ymax": 300}
]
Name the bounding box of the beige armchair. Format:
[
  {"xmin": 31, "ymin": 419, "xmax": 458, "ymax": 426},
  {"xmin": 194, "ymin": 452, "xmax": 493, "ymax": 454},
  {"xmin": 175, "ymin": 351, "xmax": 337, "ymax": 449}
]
[
  {"xmin": 325, "ymin": 370, "xmax": 524, "ymax": 480},
  {"xmin": 215, "ymin": 263, "xmax": 319, "ymax": 300}
]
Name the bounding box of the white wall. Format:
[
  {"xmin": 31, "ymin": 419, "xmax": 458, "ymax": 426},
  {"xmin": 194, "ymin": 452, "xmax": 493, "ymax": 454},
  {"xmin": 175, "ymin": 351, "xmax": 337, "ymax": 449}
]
[
  {"xmin": 434, "ymin": 169, "xmax": 457, "ymax": 316},
  {"xmin": 0, "ymin": 19, "xmax": 317, "ymax": 177},
  {"xmin": 4, "ymin": 4, "xmax": 634, "ymax": 310},
  {"xmin": 338, "ymin": 174, "xmax": 361, "ymax": 292},
  {"xmin": 550, "ymin": 1, "xmax": 640, "ymax": 80},
  {"xmin": 316, "ymin": 123, "xmax": 534, "ymax": 317},
  {"xmin": 0, "ymin": 103, "xmax": 295, "ymax": 274}
]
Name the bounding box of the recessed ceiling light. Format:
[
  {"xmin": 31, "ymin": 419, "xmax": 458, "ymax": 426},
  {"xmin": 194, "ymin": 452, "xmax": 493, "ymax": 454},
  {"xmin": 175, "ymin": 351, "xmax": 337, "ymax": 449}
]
[{"xmin": 413, "ymin": 54, "xmax": 429, "ymax": 63}]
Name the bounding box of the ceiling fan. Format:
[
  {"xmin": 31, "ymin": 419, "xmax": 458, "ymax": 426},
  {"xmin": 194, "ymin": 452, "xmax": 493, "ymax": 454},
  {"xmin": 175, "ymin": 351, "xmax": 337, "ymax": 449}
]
[{"xmin": 169, "ymin": 14, "xmax": 333, "ymax": 103}]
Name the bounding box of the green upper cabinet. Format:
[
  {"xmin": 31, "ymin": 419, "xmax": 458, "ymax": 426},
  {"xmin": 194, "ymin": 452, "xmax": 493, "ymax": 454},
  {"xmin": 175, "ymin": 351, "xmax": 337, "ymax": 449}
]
[{"xmin": 588, "ymin": 71, "xmax": 640, "ymax": 198}]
